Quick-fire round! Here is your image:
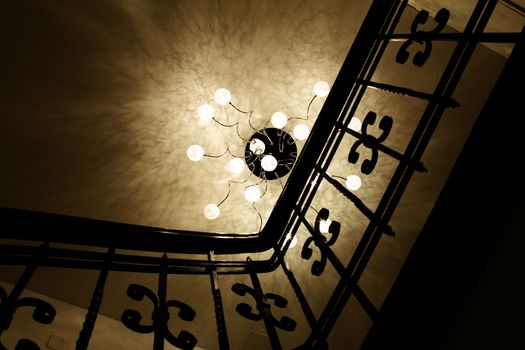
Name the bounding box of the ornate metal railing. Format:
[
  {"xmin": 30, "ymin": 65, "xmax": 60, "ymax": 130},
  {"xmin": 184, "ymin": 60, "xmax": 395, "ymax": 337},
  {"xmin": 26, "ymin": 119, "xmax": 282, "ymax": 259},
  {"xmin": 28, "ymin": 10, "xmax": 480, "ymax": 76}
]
[{"xmin": 1, "ymin": 0, "xmax": 522, "ymax": 349}]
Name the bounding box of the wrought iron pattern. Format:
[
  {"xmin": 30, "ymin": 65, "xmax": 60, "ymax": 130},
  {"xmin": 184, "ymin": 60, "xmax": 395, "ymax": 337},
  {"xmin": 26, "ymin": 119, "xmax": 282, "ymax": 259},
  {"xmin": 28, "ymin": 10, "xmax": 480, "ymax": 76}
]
[{"xmin": 301, "ymin": 208, "xmax": 341, "ymax": 276}]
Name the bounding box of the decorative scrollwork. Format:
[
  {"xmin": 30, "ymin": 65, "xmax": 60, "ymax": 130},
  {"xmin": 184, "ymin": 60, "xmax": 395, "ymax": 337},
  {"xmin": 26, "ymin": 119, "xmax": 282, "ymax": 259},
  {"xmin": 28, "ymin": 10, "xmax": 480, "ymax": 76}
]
[
  {"xmin": 396, "ymin": 8, "xmax": 450, "ymax": 67},
  {"xmin": 0, "ymin": 287, "xmax": 57, "ymax": 350},
  {"xmin": 348, "ymin": 111, "xmax": 393, "ymax": 175},
  {"xmin": 232, "ymin": 281, "xmax": 296, "ymax": 332},
  {"xmin": 301, "ymin": 208, "xmax": 341, "ymax": 276},
  {"xmin": 121, "ymin": 284, "xmax": 197, "ymax": 350}
]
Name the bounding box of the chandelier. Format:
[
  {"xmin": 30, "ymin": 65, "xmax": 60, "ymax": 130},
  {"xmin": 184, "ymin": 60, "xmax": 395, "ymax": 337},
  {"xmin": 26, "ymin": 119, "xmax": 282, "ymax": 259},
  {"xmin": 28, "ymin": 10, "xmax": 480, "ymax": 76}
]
[{"xmin": 186, "ymin": 81, "xmax": 363, "ymax": 224}]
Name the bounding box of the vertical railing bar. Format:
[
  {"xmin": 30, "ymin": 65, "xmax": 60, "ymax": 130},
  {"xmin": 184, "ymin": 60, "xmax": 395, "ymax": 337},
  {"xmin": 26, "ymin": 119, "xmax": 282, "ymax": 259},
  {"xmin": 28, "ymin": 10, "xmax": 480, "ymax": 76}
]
[
  {"xmin": 76, "ymin": 247, "xmax": 115, "ymax": 350},
  {"xmin": 321, "ymin": 175, "xmax": 395, "ymax": 236},
  {"xmin": 280, "ymin": 260, "xmax": 318, "ymax": 330},
  {"xmin": 0, "ymin": 242, "xmax": 48, "ymax": 335},
  {"xmin": 154, "ymin": 253, "xmax": 168, "ymax": 350},
  {"xmin": 208, "ymin": 251, "xmax": 230, "ymax": 350},
  {"xmin": 249, "ymin": 272, "xmax": 282, "ymax": 350},
  {"xmin": 352, "ymin": 284, "xmax": 379, "ymax": 321}
]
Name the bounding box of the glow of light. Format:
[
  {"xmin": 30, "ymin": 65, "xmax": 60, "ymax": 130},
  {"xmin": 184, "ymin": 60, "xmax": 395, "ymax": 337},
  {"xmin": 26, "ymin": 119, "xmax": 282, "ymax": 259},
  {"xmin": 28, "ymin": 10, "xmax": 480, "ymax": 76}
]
[
  {"xmin": 319, "ymin": 219, "xmax": 332, "ymax": 234},
  {"xmin": 197, "ymin": 104, "xmax": 214, "ymax": 122},
  {"xmin": 290, "ymin": 235, "xmax": 298, "ymax": 248},
  {"xmin": 346, "ymin": 175, "xmax": 362, "ymax": 191},
  {"xmin": 249, "ymin": 139, "xmax": 266, "ymax": 155},
  {"xmin": 293, "ymin": 124, "xmax": 310, "ymax": 140},
  {"xmin": 311, "ymin": 174, "xmax": 323, "ymax": 189},
  {"xmin": 261, "ymin": 155, "xmax": 278, "ymax": 172},
  {"xmin": 214, "ymin": 88, "xmax": 231, "ymax": 105},
  {"xmin": 187, "ymin": 145, "xmax": 204, "ymax": 162},
  {"xmin": 313, "ymin": 81, "xmax": 330, "ymax": 97},
  {"xmin": 271, "ymin": 112, "xmax": 288, "ymax": 129},
  {"xmin": 203, "ymin": 203, "xmax": 220, "ymax": 220},
  {"xmin": 348, "ymin": 117, "xmax": 362, "ymax": 132},
  {"xmin": 244, "ymin": 186, "xmax": 262, "ymax": 203},
  {"xmin": 228, "ymin": 157, "xmax": 245, "ymax": 174}
]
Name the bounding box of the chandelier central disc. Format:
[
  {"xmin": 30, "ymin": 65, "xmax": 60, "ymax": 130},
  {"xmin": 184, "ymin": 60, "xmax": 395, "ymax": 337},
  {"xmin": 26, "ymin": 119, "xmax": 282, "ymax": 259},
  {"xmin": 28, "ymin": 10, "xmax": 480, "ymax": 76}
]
[{"xmin": 244, "ymin": 128, "xmax": 297, "ymax": 180}]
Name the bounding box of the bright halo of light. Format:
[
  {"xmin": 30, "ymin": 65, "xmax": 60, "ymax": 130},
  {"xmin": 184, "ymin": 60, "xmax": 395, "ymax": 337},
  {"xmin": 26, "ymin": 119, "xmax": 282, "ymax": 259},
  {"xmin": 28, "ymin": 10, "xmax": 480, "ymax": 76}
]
[
  {"xmin": 249, "ymin": 139, "xmax": 266, "ymax": 155},
  {"xmin": 313, "ymin": 81, "xmax": 330, "ymax": 97},
  {"xmin": 346, "ymin": 175, "xmax": 362, "ymax": 191},
  {"xmin": 293, "ymin": 124, "xmax": 310, "ymax": 140},
  {"xmin": 290, "ymin": 235, "xmax": 298, "ymax": 248},
  {"xmin": 271, "ymin": 112, "xmax": 288, "ymax": 129},
  {"xmin": 348, "ymin": 117, "xmax": 362, "ymax": 132},
  {"xmin": 261, "ymin": 155, "xmax": 278, "ymax": 172},
  {"xmin": 319, "ymin": 219, "xmax": 332, "ymax": 234},
  {"xmin": 244, "ymin": 186, "xmax": 262, "ymax": 203},
  {"xmin": 214, "ymin": 88, "xmax": 231, "ymax": 105},
  {"xmin": 203, "ymin": 203, "xmax": 220, "ymax": 220},
  {"xmin": 228, "ymin": 157, "xmax": 245, "ymax": 174},
  {"xmin": 197, "ymin": 104, "xmax": 214, "ymax": 122},
  {"xmin": 187, "ymin": 145, "xmax": 204, "ymax": 161}
]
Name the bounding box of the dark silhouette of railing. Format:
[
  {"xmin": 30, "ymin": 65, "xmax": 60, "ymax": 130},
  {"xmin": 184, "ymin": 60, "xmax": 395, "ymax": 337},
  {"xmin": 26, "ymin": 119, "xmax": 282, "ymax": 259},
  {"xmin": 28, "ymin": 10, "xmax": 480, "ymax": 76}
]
[{"xmin": 0, "ymin": 0, "xmax": 522, "ymax": 349}]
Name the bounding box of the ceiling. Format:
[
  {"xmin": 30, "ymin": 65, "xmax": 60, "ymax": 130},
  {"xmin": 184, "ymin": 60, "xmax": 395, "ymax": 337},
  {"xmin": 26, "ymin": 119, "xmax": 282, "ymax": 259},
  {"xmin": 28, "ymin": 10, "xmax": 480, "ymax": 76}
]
[{"xmin": 0, "ymin": 1, "xmax": 522, "ymax": 349}]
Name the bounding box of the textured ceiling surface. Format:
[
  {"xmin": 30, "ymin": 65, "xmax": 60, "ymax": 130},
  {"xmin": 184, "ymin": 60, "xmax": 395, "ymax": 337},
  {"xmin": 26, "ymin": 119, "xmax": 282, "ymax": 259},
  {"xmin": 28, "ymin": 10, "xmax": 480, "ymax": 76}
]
[
  {"xmin": 0, "ymin": 1, "xmax": 518, "ymax": 349},
  {"xmin": 1, "ymin": 0, "xmax": 370, "ymax": 234}
]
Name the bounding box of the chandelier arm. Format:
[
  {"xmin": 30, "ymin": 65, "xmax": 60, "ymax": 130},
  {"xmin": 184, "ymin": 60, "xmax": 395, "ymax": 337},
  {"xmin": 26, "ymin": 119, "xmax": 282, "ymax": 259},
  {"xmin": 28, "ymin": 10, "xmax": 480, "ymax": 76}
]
[
  {"xmin": 235, "ymin": 123, "xmax": 249, "ymax": 142},
  {"xmin": 204, "ymin": 147, "xmax": 230, "ymax": 158},
  {"xmin": 247, "ymin": 111, "xmax": 257, "ymax": 131},
  {"xmin": 212, "ymin": 117, "xmax": 238, "ymax": 128},
  {"xmin": 306, "ymin": 94, "xmax": 317, "ymax": 118},
  {"xmin": 252, "ymin": 203, "xmax": 263, "ymax": 233}
]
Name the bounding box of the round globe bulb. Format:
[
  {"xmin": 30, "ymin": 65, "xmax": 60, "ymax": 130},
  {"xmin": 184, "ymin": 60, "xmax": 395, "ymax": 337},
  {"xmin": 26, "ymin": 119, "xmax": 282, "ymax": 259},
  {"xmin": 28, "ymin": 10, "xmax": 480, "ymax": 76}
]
[
  {"xmin": 271, "ymin": 112, "xmax": 288, "ymax": 129},
  {"xmin": 348, "ymin": 117, "xmax": 362, "ymax": 132},
  {"xmin": 319, "ymin": 219, "xmax": 332, "ymax": 234},
  {"xmin": 187, "ymin": 145, "xmax": 204, "ymax": 161},
  {"xmin": 261, "ymin": 155, "xmax": 278, "ymax": 172},
  {"xmin": 229, "ymin": 157, "xmax": 245, "ymax": 174},
  {"xmin": 293, "ymin": 124, "xmax": 310, "ymax": 140},
  {"xmin": 214, "ymin": 88, "xmax": 231, "ymax": 105},
  {"xmin": 346, "ymin": 175, "xmax": 362, "ymax": 191},
  {"xmin": 197, "ymin": 104, "xmax": 214, "ymax": 122},
  {"xmin": 204, "ymin": 203, "xmax": 220, "ymax": 220},
  {"xmin": 244, "ymin": 186, "xmax": 261, "ymax": 203},
  {"xmin": 313, "ymin": 81, "xmax": 330, "ymax": 97},
  {"xmin": 249, "ymin": 139, "xmax": 266, "ymax": 155}
]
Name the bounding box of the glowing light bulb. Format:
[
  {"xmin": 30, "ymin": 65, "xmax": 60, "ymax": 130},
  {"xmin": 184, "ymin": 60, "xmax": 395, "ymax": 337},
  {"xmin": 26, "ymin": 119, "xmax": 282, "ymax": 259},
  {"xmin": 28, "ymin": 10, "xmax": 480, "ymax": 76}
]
[
  {"xmin": 229, "ymin": 157, "xmax": 245, "ymax": 174},
  {"xmin": 244, "ymin": 186, "xmax": 261, "ymax": 203},
  {"xmin": 261, "ymin": 155, "xmax": 277, "ymax": 172},
  {"xmin": 214, "ymin": 88, "xmax": 231, "ymax": 105},
  {"xmin": 187, "ymin": 145, "xmax": 204, "ymax": 161},
  {"xmin": 348, "ymin": 117, "xmax": 362, "ymax": 132},
  {"xmin": 293, "ymin": 124, "xmax": 309, "ymax": 140},
  {"xmin": 346, "ymin": 175, "xmax": 362, "ymax": 191},
  {"xmin": 204, "ymin": 203, "xmax": 220, "ymax": 220},
  {"xmin": 197, "ymin": 104, "xmax": 214, "ymax": 122},
  {"xmin": 313, "ymin": 81, "xmax": 330, "ymax": 97},
  {"xmin": 271, "ymin": 112, "xmax": 288, "ymax": 129},
  {"xmin": 319, "ymin": 219, "xmax": 332, "ymax": 234},
  {"xmin": 249, "ymin": 139, "xmax": 266, "ymax": 155}
]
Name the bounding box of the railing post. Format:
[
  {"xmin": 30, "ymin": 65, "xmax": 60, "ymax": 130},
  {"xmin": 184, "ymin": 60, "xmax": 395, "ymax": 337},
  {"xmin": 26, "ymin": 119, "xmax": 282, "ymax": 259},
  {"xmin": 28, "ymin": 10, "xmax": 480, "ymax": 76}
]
[
  {"xmin": 76, "ymin": 247, "xmax": 114, "ymax": 350},
  {"xmin": 208, "ymin": 251, "xmax": 230, "ymax": 350}
]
